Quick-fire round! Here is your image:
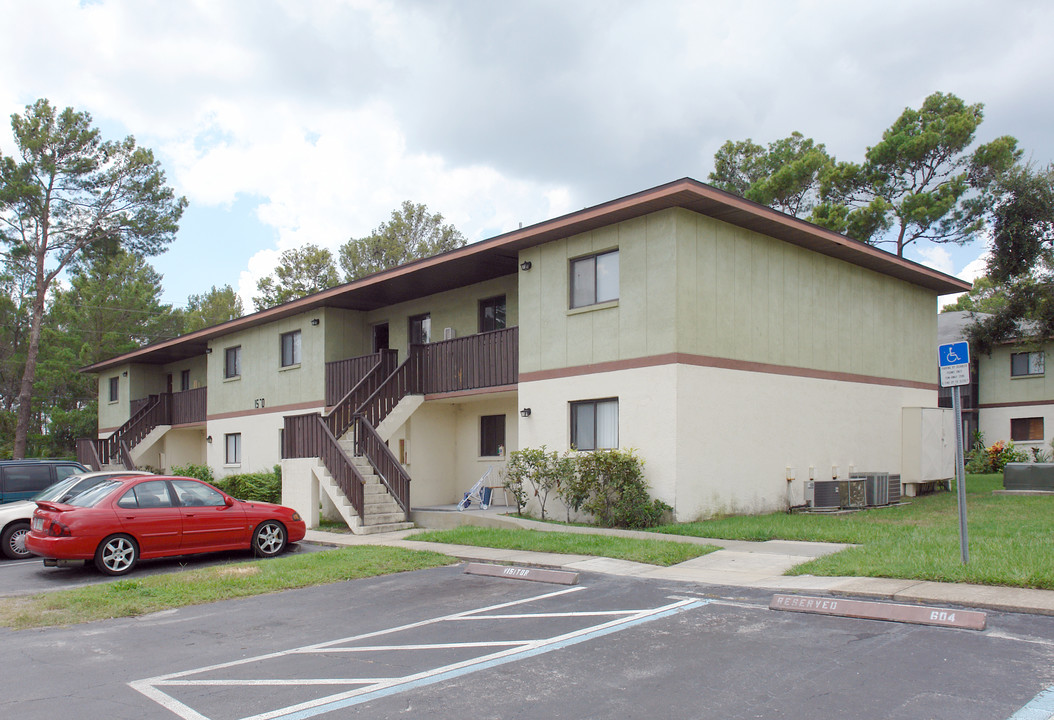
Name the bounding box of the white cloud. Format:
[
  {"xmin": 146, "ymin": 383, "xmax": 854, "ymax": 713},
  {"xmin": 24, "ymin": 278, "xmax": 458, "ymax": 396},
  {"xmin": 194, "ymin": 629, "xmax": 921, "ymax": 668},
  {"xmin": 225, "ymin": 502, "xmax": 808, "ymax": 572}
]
[{"xmin": 913, "ymin": 245, "xmax": 954, "ymax": 275}]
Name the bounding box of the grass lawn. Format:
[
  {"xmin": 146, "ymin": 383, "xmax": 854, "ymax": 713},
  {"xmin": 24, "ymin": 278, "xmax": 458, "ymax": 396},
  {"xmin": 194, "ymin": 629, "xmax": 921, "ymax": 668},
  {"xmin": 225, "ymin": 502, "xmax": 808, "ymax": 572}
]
[
  {"xmin": 0, "ymin": 546, "xmax": 454, "ymax": 630},
  {"xmin": 651, "ymin": 473, "xmax": 1054, "ymax": 590},
  {"xmin": 412, "ymin": 525, "xmax": 720, "ymax": 566}
]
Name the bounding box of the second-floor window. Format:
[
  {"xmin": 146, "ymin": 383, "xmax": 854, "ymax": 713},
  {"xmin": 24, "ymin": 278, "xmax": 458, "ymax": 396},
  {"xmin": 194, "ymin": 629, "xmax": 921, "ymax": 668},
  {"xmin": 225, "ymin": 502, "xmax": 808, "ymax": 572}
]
[
  {"xmin": 180, "ymin": 369, "xmax": 191, "ymax": 391},
  {"xmin": 108, "ymin": 376, "xmax": 119, "ymax": 403},
  {"xmin": 409, "ymin": 313, "xmax": 431, "ymax": 345},
  {"xmin": 479, "ymin": 295, "xmax": 507, "ymax": 333},
  {"xmin": 1011, "ymin": 351, "xmax": 1044, "ymax": 377},
  {"xmin": 570, "ymin": 249, "xmax": 619, "ymax": 309},
  {"xmin": 280, "ymin": 330, "xmax": 302, "ymax": 367},
  {"xmin": 224, "ymin": 346, "xmax": 241, "ymax": 379}
]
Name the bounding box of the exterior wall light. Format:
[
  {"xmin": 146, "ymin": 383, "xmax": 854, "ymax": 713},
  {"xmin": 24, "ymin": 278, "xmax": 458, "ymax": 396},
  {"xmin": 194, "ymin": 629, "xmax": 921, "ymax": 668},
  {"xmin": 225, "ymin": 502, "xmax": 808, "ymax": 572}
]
[
  {"xmin": 311, "ymin": 318, "xmax": 320, "ymax": 326},
  {"xmin": 520, "ymin": 408, "xmax": 532, "ymax": 417},
  {"xmin": 206, "ymin": 435, "xmax": 213, "ymax": 443},
  {"xmin": 520, "ymin": 260, "xmax": 532, "ymax": 271},
  {"xmin": 205, "ymin": 347, "xmax": 213, "ymax": 354}
]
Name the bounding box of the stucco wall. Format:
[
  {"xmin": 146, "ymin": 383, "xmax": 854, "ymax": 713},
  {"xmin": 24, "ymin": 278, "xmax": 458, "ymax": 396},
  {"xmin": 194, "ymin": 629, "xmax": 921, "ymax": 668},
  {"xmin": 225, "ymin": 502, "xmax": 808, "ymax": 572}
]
[
  {"xmin": 518, "ymin": 207, "xmax": 937, "ymax": 385},
  {"xmin": 206, "ymin": 407, "xmax": 313, "ymax": 477},
  {"xmin": 364, "ymin": 275, "xmax": 518, "ymax": 359},
  {"xmin": 207, "ymin": 310, "xmax": 326, "ymax": 417},
  {"xmin": 519, "ymin": 363, "xmax": 935, "ymax": 521},
  {"xmin": 979, "ymin": 343, "xmax": 1054, "ymax": 405}
]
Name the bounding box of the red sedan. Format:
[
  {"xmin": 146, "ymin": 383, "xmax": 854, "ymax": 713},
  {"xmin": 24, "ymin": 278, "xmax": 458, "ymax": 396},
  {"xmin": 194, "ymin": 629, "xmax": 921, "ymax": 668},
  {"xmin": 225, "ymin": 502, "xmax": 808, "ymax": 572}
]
[{"xmin": 26, "ymin": 475, "xmax": 306, "ymax": 575}]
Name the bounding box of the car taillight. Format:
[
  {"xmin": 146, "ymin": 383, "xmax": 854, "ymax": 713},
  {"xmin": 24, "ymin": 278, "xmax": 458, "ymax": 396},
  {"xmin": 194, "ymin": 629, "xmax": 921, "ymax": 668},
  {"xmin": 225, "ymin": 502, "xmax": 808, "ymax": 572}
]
[
  {"xmin": 291, "ymin": 512, "xmax": 302, "ymax": 522},
  {"xmin": 48, "ymin": 520, "xmax": 71, "ymax": 537}
]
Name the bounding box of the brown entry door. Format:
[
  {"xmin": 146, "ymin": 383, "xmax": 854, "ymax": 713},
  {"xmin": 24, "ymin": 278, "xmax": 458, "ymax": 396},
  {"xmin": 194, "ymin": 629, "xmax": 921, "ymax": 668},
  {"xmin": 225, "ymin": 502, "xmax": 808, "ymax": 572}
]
[{"xmin": 373, "ymin": 323, "xmax": 389, "ymax": 352}]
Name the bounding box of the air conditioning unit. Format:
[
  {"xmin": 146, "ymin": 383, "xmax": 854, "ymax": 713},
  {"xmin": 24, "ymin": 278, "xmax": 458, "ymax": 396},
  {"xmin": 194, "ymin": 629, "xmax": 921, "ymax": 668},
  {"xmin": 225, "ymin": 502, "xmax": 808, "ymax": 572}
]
[
  {"xmin": 805, "ymin": 480, "xmax": 842, "ymax": 508},
  {"xmin": 850, "ymin": 471, "xmax": 900, "ymax": 506},
  {"xmin": 443, "ymin": 327, "xmax": 456, "ymax": 340}
]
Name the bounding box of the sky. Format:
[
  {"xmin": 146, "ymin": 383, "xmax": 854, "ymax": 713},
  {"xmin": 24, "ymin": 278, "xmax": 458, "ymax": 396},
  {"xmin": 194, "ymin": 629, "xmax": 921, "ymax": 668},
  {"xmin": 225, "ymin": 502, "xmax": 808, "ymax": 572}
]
[{"xmin": 2, "ymin": 0, "xmax": 1053, "ymax": 310}]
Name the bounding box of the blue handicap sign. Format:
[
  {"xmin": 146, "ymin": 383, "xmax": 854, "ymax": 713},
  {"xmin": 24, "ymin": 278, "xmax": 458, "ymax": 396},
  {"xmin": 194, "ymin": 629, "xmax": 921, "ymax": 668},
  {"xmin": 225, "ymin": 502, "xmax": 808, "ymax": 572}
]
[{"xmin": 939, "ymin": 341, "xmax": 969, "ymax": 367}]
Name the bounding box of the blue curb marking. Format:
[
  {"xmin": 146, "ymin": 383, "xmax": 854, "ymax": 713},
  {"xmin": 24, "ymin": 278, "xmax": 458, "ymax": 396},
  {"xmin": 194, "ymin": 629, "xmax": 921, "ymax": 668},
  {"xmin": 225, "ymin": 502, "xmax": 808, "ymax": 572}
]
[
  {"xmin": 274, "ymin": 599, "xmax": 709, "ymax": 720},
  {"xmin": 1010, "ymin": 686, "xmax": 1054, "ymax": 720}
]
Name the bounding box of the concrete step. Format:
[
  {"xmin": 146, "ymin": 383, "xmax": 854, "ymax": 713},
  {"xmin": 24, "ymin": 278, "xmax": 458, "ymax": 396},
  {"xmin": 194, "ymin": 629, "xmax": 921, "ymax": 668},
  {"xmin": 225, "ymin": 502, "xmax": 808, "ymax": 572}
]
[
  {"xmin": 364, "ymin": 511, "xmax": 409, "ymax": 526},
  {"xmin": 355, "ymin": 521, "xmax": 415, "ymax": 535}
]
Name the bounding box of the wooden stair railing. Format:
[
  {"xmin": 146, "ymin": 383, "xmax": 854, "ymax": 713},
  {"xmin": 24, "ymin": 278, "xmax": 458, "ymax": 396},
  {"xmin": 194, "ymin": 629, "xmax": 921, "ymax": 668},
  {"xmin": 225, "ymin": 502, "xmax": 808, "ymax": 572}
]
[{"xmin": 283, "ymin": 413, "xmax": 367, "ymax": 519}]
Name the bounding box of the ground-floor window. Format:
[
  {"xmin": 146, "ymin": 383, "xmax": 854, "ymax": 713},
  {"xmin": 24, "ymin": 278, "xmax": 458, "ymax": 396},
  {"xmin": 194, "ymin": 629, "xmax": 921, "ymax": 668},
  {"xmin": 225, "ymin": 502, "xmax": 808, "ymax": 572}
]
[
  {"xmin": 225, "ymin": 433, "xmax": 242, "ymax": 465},
  {"xmin": 570, "ymin": 398, "xmax": 618, "ymax": 450},
  {"xmin": 1010, "ymin": 417, "xmax": 1044, "ymax": 442},
  {"xmin": 480, "ymin": 414, "xmax": 506, "ymax": 456}
]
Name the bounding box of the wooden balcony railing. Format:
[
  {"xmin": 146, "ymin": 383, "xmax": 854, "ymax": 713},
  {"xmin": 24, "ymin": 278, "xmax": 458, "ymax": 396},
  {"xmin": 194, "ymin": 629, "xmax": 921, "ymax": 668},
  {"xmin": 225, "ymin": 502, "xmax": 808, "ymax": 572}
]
[
  {"xmin": 416, "ymin": 326, "xmax": 518, "ymax": 394},
  {"xmin": 326, "ymin": 350, "xmax": 398, "ymax": 406},
  {"xmin": 79, "ymin": 387, "xmax": 207, "ymax": 469},
  {"xmin": 283, "ymin": 413, "xmax": 367, "ymax": 519},
  {"xmin": 325, "ymin": 350, "xmax": 398, "ymax": 439}
]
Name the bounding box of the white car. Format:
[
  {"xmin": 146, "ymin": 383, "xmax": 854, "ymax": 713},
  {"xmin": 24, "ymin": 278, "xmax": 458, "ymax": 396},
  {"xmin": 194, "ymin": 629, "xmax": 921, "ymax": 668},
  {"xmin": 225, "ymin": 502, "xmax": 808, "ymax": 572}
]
[{"xmin": 0, "ymin": 470, "xmax": 152, "ymax": 559}]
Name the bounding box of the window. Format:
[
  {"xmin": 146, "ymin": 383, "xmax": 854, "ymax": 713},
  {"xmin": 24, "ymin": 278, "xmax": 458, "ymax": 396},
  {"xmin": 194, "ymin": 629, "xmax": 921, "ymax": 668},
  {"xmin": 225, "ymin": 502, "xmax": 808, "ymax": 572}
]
[
  {"xmin": 280, "ymin": 330, "xmax": 302, "ymax": 367},
  {"xmin": 171, "ymin": 479, "xmax": 226, "ymax": 507},
  {"xmin": 224, "ymin": 346, "xmax": 241, "ymax": 379},
  {"xmin": 117, "ymin": 480, "xmax": 174, "ymax": 509},
  {"xmin": 479, "ymin": 295, "xmax": 507, "ymax": 333},
  {"xmin": 480, "ymin": 414, "xmax": 506, "ymax": 456},
  {"xmin": 409, "ymin": 313, "xmax": 431, "ymax": 345},
  {"xmin": 1011, "ymin": 351, "xmax": 1044, "ymax": 377},
  {"xmin": 570, "ymin": 249, "xmax": 619, "ymax": 309},
  {"xmin": 180, "ymin": 369, "xmax": 191, "ymax": 391},
  {"xmin": 1011, "ymin": 417, "xmax": 1044, "ymax": 442},
  {"xmin": 571, "ymin": 398, "xmax": 619, "ymax": 450},
  {"xmin": 225, "ymin": 433, "xmax": 242, "ymax": 464},
  {"xmin": 108, "ymin": 376, "xmax": 119, "ymax": 403}
]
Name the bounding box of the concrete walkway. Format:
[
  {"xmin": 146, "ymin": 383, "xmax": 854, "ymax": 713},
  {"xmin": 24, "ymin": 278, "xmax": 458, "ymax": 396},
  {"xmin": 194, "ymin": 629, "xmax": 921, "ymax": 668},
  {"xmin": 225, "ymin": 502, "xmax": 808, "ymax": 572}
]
[{"xmin": 303, "ymin": 507, "xmax": 1054, "ymax": 617}]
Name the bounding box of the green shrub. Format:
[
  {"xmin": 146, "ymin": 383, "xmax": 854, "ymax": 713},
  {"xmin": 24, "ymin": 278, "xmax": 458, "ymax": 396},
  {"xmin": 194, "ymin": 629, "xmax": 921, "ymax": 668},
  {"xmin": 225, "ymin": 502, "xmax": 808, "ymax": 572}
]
[
  {"xmin": 171, "ymin": 463, "xmax": 214, "ymax": 483},
  {"xmin": 576, "ymin": 449, "xmax": 670, "ymax": 529},
  {"xmin": 964, "ymin": 433, "xmax": 1029, "ymax": 473},
  {"xmin": 212, "ymin": 465, "xmax": 282, "ymax": 504},
  {"xmin": 501, "ymin": 447, "xmax": 572, "ymax": 520}
]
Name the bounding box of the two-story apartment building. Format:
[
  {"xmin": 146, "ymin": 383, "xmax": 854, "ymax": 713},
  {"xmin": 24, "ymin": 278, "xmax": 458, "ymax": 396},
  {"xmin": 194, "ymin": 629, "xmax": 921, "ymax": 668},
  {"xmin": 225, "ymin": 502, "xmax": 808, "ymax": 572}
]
[
  {"xmin": 82, "ymin": 178, "xmax": 968, "ymax": 531},
  {"xmin": 939, "ymin": 311, "xmax": 1053, "ymax": 455}
]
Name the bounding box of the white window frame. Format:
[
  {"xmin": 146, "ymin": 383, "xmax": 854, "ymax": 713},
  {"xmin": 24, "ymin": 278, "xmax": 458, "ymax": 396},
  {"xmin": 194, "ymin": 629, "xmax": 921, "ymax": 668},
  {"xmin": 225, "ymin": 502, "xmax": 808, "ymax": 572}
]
[
  {"xmin": 224, "ymin": 346, "xmax": 242, "ymax": 379},
  {"xmin": 224, "ymin": 433, "xmax": 242, "ymax": 465}
]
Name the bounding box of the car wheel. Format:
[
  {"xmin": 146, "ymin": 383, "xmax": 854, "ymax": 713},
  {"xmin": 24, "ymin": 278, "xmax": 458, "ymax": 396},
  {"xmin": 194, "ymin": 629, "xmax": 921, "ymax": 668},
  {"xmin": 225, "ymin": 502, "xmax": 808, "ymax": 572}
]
[
  {"xmin": 94, "ymin": 534, "xmax": 138, "ymax": 575},
  {"xmin": 1, "ymin": 522, "xmax": 31, "ymax": 560},
  {"xmin": 253, "ymin": 521, "xmax": 287, "ymax": 558}
]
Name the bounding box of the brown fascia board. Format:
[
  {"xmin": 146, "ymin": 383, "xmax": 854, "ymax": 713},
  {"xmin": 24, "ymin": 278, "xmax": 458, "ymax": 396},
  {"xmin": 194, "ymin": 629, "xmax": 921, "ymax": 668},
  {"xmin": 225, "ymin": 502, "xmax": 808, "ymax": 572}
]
[{"xmin": 81, "ymin": 177, "xmax": 971, "ymax": 374}]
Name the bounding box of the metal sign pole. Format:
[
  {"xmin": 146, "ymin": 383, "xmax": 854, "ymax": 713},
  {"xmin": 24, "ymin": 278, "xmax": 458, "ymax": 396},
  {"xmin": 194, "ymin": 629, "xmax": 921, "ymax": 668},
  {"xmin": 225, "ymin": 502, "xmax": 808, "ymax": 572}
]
[{"xmin": 952, "ymin": 384, "xmax": 969, "ymax": 564}]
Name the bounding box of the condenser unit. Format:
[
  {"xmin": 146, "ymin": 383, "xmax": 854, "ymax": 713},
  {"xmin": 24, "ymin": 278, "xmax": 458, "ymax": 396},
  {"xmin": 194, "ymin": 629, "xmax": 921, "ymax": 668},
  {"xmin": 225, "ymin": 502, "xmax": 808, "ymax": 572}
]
[{"xmin": 849, "ymin": 472, "xmax": 901, "ymax": 506}]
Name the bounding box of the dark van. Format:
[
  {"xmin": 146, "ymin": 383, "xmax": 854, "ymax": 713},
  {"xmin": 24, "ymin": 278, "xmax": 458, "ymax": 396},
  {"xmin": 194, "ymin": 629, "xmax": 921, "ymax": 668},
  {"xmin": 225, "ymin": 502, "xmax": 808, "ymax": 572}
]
[{"xmin": 0, "ymin": 460, "xmax": 88, "ymax": 504}]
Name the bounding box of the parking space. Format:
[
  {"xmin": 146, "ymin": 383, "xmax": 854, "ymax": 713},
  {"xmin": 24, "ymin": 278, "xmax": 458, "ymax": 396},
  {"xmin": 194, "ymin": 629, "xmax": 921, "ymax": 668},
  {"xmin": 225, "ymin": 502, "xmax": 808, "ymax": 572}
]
[
  {"xmin": 131, "ymin": 586, "xmax": 706, "ymax": 719},
  {"xmin": 1, "ymin": 564, "xmax": 1052, "ymax": 720}
]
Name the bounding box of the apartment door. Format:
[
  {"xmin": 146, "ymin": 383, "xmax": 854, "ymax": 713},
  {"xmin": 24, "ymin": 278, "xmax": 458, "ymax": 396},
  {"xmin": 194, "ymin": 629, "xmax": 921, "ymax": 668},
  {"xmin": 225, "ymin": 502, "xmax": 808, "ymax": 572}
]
[{"xmin": 373, "ymin": 323, "xmax": 390, "ymax": 352}]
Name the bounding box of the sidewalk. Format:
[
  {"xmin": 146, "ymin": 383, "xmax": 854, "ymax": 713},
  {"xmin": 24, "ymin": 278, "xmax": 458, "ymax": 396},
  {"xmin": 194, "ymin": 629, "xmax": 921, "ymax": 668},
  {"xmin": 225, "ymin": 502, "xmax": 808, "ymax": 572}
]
[{"xmin": 303, "ymin": 508, "xmax": 1054, "ymax": 617}]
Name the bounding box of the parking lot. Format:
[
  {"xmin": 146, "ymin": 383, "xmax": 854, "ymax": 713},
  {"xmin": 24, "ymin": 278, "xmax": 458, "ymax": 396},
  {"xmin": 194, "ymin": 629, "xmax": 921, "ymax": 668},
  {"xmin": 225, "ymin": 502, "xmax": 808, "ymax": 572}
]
[{"xmin": 1, "ymin": 560, "xmax": 1053, "ymax": 719}]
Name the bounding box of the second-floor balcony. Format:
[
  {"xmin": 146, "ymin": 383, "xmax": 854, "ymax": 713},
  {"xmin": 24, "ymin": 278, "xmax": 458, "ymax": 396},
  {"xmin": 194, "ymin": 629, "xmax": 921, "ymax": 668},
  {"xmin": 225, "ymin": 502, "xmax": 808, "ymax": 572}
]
[{"xmin": 325, "ymin": 326, "xmax": 518, "ymax": 406}]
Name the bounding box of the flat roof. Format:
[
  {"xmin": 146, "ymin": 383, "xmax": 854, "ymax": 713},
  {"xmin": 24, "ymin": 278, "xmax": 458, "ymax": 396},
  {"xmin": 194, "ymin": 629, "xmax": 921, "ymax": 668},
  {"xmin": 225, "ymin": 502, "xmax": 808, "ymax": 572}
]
[{"xmin": 83, "ymin": 177, "xmax": 971, "ymax": 373}]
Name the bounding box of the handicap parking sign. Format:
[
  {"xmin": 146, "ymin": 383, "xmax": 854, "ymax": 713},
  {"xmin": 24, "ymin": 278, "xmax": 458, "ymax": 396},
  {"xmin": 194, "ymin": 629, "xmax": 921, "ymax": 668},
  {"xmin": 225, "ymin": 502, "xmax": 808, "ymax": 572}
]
[{"xmin": 938, "ymin": 341, "xmax": 970, "ymax": 387}]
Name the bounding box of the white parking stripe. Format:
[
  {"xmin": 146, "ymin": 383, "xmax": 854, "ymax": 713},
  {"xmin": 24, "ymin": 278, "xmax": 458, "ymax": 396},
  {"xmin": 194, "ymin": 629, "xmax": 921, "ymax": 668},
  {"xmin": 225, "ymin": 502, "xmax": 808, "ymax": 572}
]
[{"xmin": 130, "ymin": 587, "xmax": 707, "ymax": 720}]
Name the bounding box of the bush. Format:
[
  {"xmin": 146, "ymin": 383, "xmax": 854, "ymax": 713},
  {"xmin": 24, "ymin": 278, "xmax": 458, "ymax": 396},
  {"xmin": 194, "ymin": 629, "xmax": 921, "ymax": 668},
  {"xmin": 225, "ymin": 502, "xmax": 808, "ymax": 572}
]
[
  {"xmin": 171, "ymin": 463, "xmax": 214, "ymax": 483},
  {"xmin": 505, "ymin": 446, "xmax": 669, "ymax": 529},
  {"xmin": 576, "ymin": 449, "xmax": 670, "ymax": 529},
  {"xmin": 212, "ymin": 465, "xmax": 282, "ymax": 504},
  {"xmin": 965, "ymin": 433, "xmax": 1029, "ymax": 473}
]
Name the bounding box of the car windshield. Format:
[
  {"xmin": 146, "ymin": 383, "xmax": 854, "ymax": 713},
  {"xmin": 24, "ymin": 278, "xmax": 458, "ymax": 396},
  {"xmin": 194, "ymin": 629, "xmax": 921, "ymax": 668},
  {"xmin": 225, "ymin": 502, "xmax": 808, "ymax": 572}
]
[{"xmin": 66, "ymin": 480, "xmax": 122, "ymax": 508}]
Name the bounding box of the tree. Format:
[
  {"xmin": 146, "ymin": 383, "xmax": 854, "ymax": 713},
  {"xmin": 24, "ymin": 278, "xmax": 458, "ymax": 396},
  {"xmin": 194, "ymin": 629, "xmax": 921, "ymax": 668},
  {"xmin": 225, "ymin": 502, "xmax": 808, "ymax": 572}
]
[
  {"xmin": 816, "ymin": 92, "xmax": 1020, "ymax": 256},
  {"xmin": 967, "ymin": 163, "xmax": 1054, "ymax": 353},
  {"xmin": 339, "ymin": 201, "xmax": 466, "ymax": 282},
  {"xmin": 0, "ymin": 99, "xmax": 186, "ymax": 458},
  {"xmin": 34, "ymin": 250, "xmax": 181, "ymax": 457},
  {"xmin": 709, "ymin": 132, "xmax": 834, "ymax": 217},
  {"xmin": 254, "ymin": 244, "xmax": 340, "ymax": 311},
  {"xmin": 184, "ymin": 284, "xmax": 244, "ymax": 332},
  {"xmin": 940, "ymin": 275, "xmax": 1007, "ymax": 314}
]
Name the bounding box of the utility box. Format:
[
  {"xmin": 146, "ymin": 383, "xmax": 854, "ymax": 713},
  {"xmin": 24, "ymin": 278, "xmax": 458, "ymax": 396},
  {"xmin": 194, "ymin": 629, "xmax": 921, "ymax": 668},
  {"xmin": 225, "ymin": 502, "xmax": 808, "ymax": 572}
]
[
  {"xmin": 1004, "ymin": 463, "xmax": 1054, "ymax": 491},
  {"xmin": 902, "ymin": 407, "xmax": 955, "ymax": 496}
]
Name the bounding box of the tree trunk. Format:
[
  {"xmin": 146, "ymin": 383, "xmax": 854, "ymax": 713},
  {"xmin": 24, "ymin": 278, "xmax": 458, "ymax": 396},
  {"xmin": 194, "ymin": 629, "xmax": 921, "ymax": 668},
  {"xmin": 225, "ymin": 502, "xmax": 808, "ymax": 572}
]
[{"xmin": 12, "ymin": 264, "xmax": 47, "ymax": 459}]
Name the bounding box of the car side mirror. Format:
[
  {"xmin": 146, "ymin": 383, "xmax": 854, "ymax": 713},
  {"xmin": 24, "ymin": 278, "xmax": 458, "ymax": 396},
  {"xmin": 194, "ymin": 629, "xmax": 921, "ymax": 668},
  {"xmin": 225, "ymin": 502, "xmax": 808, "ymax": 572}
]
[{"xmin": 224, "ymin": 495, "xmax": 235, "ymax": 507}]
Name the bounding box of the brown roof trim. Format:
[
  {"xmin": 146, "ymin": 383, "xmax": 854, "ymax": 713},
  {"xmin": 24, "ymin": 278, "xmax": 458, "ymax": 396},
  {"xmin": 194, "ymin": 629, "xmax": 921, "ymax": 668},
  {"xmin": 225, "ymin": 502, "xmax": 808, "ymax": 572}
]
[{"xmin": 83, "ymin": 177, "xmax": 970, "ymax": 373}]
